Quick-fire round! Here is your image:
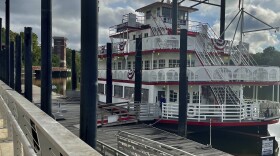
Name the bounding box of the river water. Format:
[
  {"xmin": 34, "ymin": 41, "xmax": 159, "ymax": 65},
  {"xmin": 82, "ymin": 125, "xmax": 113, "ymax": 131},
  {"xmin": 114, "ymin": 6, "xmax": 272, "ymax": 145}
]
[{"xmin": 34, "ymin": 78, "xmax": 280, "ymax": 155}]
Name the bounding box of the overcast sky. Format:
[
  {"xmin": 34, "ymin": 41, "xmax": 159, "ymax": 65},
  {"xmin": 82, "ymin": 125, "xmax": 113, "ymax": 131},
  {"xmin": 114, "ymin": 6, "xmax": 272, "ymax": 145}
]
[{"xmin": 0, "ymin": 0, "xmax": 279, "ymax": 53}]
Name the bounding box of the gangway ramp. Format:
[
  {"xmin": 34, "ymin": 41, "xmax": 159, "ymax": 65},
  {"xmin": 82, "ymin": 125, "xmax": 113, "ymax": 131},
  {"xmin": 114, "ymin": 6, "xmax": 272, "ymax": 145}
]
[{"xmin": 97, "ymin": 124, "xmax": 232, "ymax": 156}]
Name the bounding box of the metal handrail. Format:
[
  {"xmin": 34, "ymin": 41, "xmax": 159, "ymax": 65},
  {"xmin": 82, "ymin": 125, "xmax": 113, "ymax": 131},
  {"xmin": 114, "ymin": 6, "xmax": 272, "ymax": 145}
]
[
  {"xmin": 0, "ymin": 81, "xmax": 101, "ymax": 156},
  {"xmin": 117, "ymin": 131, "xmax": 196, "ymax": 156},
  {"xmin": 0, "ymin": 95, "xmax": 37, "ymax": 156},
  {"xmin": 162, "ymin": 102, "xmax": 260, "ymax": 121},
  {"xmin": 96, "ymin": 140, "xmax": 128, "ymax": 156}
]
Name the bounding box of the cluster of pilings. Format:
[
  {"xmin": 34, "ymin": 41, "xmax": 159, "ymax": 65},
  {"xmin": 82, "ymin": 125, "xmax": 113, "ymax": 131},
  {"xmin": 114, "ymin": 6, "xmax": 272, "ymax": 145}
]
[{"xmin": 0, "ymin": 22, "xmax": 33, "ymax": 103}]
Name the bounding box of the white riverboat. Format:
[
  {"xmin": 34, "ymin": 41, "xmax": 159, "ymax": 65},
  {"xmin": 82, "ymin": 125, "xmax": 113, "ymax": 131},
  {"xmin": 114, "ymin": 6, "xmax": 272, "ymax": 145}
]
[{"xmin": 97, "ymin": 1, "xmax": 280, "ymax": 131}]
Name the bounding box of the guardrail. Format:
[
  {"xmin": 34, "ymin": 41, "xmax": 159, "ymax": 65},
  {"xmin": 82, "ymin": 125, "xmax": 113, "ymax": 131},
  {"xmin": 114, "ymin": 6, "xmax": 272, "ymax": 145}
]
[
  {"xmin": 96, "ymin": 140, "xmax": 128, "ymax": 156},
  {"xmin": 98, "ymin": 102, "xmax": 160, "ymax": 126},
  {"xmin": 0, "ymin": 81, "xmax": 101, "ymax": 156},
  {"xmin": 117, "ymin": 131, "xmax": 195, "ymax": 156},
  {"xmin": 99, "ymin": 66, "xmax": 280, "ymax": 82},
  {"xmin": 162, "ymin": 102, "xmax": 260, "ymax": 122}
]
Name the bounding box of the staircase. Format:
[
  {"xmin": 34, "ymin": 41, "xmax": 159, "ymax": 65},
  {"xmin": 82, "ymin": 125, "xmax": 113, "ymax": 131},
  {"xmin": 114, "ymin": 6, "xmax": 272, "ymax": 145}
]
[
  {"xmin": 193, "ymin": 24, "xmax": 242, "ymax": 112},
  {"xmin": 229, "ymin": 42, "xmax": 257, "ymax": 66}
]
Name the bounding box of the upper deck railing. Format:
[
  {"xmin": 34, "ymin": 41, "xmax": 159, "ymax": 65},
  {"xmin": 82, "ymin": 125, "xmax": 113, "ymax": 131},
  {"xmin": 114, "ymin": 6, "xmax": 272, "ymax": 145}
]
[
  {"xmin": 0, "ymin": 81, "xmax": 101, "ymax": 156},
  {"xmin": 98, "ymin": 66, "xmax": 280, "ymax": 83}
]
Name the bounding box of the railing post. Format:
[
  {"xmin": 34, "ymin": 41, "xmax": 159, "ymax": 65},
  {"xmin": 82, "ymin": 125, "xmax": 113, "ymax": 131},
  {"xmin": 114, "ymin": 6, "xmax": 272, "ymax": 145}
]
[{"xmin": 13, "ymin": 128, "xmax": 23, "ymax": 156}]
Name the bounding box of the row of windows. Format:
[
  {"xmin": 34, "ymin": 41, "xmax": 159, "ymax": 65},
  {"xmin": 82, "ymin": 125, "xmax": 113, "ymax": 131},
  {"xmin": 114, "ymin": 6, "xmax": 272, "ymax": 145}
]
[
  {"xmin": 169, "ymin": 91, "xmax": 201, "ymax": 103},
  {"xmin": 126, "ymin": 59, "xmax": 195, "ymax": 70},
  {"xmin": 98, "ymin": 84, "xmax": 149, "ymax": 103}
]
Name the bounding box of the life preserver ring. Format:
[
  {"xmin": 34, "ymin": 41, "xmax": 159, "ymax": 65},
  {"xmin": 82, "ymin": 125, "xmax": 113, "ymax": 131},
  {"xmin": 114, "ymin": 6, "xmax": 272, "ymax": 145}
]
[
  {"xmin": 127, "ymin": 69, "xmax": 134, "ymax": 79},
  {"xmin": 119, "ymin": 41, "xmax": 126, "ymax": 51},
  {"xmin": 187, "ymin": 106, "xmax": 196, "ymax": 117},
  {"xmin": 212, "ymin": 39, "xmax": 228, "ymax": 50}
]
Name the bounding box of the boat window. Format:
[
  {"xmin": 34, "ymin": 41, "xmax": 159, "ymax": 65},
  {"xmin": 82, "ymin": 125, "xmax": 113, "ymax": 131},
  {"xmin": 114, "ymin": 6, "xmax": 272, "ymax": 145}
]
[
  {"xmin": 141, "ymin": 89, "xmax": 149, "ymax": 103},
  {"xmin": 157, "ymin": 7, "xmax": 160, "ymax": 17},
  {"xmin": 144, "ymin": 60, "xmax": 150, "ymax": 70},
  {"xmin": 98, "ymin": 84, "xmax": 105, "ymax": 94},
  {"xmin": 117, "ymin": 62, "xmax": 122, "ymax": 70},
  {"xmin": 187, "ymin": 60, "xmax": 195, "ymax": 67},
  {"xmin": 192, "ymin": 92, "xmax": 200, "ymax": 103},
  {"xmin": 162, "ymin": 7, "xmax": 171, "ymax": 18},
  {"xmin": 112, "ymin": 62, "xmax": 116, "ymax": 70},
  {"xmin": 144, "ymin": 33, "xmax": 149, "ymax": 38},
  {"xmin": 169, "ymin": 59, "xmax": 180, "ymax": 68},
  {"xmin": 146, "ymin": 10, "xmax": 152, "ymax": 19},
  {"xmin": 159, "ymin": 59, "xmax": 166, "ymax": 69},
  {"xmin": 153, "ymin": 60, "xmax": 158, "ymax": 69},
  {"xmin": 127, "ymin": 61, "xmax": 132, "ymax": 69},
  {"xmin": 133, "ymin": 35, "xmax": 136, "ymax": 40},
  {"xmin": 169, "ymin": 90, "xmax": 178, "ymax": 102},
  {"xmin": 178, "ymin": 10, "xmax": 185, "ymax": 20},
  {"xmin": 114, "ymin": 85, "xmax": 123, "ymax": 98},
  {"xmin": 124, "ymin": 87, "xmax": 134, "ymax": 100}
]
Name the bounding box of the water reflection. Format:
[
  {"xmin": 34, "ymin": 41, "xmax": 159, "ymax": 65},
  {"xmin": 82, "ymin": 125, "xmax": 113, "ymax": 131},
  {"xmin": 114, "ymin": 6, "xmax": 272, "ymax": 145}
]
[{"xmin": 33, "ymin": 78, "xmax": 74, "ymax": 96}]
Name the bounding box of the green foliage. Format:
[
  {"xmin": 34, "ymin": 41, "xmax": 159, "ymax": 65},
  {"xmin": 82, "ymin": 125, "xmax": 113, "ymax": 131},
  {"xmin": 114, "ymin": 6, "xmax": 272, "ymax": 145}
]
[
  {"xmin": 252, "ymin": 46, "xmax": 280, "ymax": 66},
  {"xmin": 1, "ymin": 28, "xmax": 81, "ymax": 78},
  {"xmin": 52, "ymin": 54, "xmax": 60, "ymax": 67}
]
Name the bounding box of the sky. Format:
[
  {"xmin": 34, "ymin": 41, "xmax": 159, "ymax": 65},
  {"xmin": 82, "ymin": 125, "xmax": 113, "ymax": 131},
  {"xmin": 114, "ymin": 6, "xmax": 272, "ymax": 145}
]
[{"xmin": 0, "ymin": 0, "xmax": 280, "ymax": 53}]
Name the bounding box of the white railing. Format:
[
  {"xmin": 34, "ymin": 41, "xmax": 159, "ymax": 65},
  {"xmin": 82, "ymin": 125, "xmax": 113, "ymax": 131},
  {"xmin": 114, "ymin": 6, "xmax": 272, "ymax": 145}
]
[
  {"xmin": 0, "ymin": 81, "xmax": 101, "ymax": 156},
  {"xmin": 98, "ymin": 35, "xmax": 196, "ymax": 55},
  {"xmin": 162, "ymin": 102, "xmax": 260, "ymax": 122},
  {"xmin": 98, "ymin": 66, "xmax": 280, "ymax": 82}
]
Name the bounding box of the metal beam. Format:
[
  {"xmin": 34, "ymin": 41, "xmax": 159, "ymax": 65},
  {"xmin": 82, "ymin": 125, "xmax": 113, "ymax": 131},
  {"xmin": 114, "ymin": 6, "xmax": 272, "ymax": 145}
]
[
  {"xmin": 172, "ymin": 0, "xmax": 178, "ymax": 35},
  {"xmin": 15, "ymin": 35, "xmax": 22, "ymax": 93},
  {"xmin": 178, "ymin": 29, "xmax": 188, "ymax": 137},
  {"xmin": 24, "ymin": 27, "xmax": 33, "ymax": 102},
  {"xmin": 80, "ymin": 0, "xmax": 98, "ymax": 148},
  {"xmin": 243, "ymin": 27, "xmax": 280, "ymax": 33},
  {"xmin": 106, "ymin": 43, "xmax": 112, "ymax": 104},
  {"xmin": 134, "ymin": 38, "xmax": 142, "ymax": 103},
  {"xmin": 189, "ymin": 0, "xmax": 220, "ymax": 7},
  {"xmin": 6, "ymin": 0, "xmax": 10, "ymax": 85},
  {"xmin": 220, "ymin": 0, "xmax": 225, "ymax": 39},
  {"xmin": 41, "ymin": 0, "xmax": 52, "ymax": 116},
  {"xmin": 71, "ymin": 50, "xmax": 77, "ymax": 90},
  {"xmin": 190, "ymin": 0, "xmax": 207, "ymax": 8}
]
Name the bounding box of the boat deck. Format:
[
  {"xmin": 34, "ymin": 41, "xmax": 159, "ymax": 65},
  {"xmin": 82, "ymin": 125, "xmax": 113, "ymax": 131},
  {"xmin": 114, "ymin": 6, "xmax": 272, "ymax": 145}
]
[{"xmin": 31, "ymin": 85, "xmax": 232, "ymax": 155}]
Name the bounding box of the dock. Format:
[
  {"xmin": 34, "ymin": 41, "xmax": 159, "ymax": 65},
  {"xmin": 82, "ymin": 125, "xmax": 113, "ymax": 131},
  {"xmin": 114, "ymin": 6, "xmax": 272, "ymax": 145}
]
[{"xmin": 31, "ymin": 85, "xmax": 232, "ymax": 156}]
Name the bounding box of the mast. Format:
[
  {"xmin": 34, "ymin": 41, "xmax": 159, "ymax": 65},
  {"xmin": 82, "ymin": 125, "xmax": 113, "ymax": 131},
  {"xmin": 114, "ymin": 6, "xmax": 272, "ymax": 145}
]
[{"xmin": 239, "ymin": 0, "xmax": 244, "ymax": 65}]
